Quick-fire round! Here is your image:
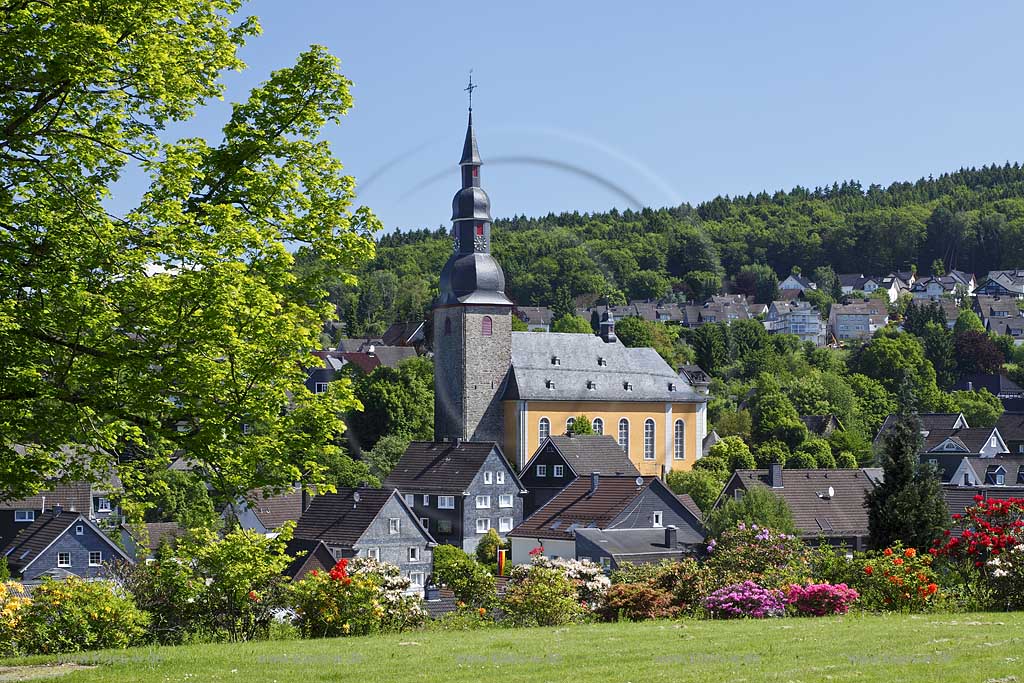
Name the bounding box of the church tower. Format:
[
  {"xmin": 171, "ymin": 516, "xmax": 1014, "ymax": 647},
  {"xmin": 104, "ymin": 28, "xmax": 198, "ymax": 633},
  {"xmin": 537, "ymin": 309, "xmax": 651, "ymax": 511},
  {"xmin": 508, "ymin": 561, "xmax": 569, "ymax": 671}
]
[{"xmin": 433, "ymin": 106, "xmax": 513, "ymax": 444}]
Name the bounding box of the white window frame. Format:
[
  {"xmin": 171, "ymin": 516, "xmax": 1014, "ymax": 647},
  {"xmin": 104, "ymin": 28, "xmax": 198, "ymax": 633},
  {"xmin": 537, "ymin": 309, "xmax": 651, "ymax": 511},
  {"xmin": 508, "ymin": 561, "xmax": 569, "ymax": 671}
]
[
  {"xmin": 674, "ymin": 419, "xmax": 686, "ymax": 460},
  {"xmin": 496, "ymin": 471, "xmax": 505, "ymax": 484},
  {"xmin": 409, "ymin": 571, "xmax": 425, "ymax": 588},
  {"xmin": 592, "ymin": 417, "xmax": 604, "ymax": 435},
  {"xmin": 600, "ymin": 556, "xmax": 611, "ymax": 570},
  {"xmin": 420, "ymin": 517, "xmax": 430, "ymax": 530},
  {"xmin": 566, "ymin": 417, "xmax": 575, "ymax": 432},
  {"xmin": 475, "ymin": 495, "xmax": 491, "ymax": 509},
  {"xmin": 644, "ymin": 419, "xmax": 656, "ymax": 460},
  {"xmin": 437, "ymin": 496, "xmax": 455, "ymax": 510},
  {"xmin": 75, "ymin": 524, "xmax": 84, "ymax": 536},
  {"xmin": 499, "ymin": 494, "xmax": 513, "ymax": 508},
  {"xmin": 404, "ymin": 493, "xmax": 415, "ymax": 506},
  {"xmin": 96, "ymin": 497, "xmax": 112, "ymax": 513},
  {"xmin": 538, "ymin": 417, "xmax": 550, "ymax": 442},
  {"xmin": 408, "ymin": 546, "xmax": 421, "ymax": 563},
  {"xmin": 314, "ymin": 382, "xmax": 328, "ymax": 394},
  {"xmin": 57, "ymin": 552, "xmax": 71, "ymax": 568},
  {"xmin": 367, "ymin": 547, "xmax": 380, "ymax": 560},
  {"xmin": 553, "ymin": 465, "xmax": 564, "ymax": 477},
  {"xmin": 475, "ymin": 518, "xmax": 491, "ymax": 534},
  {"xmin": 14, "ymin": 510, "xmax": 34, "ymax": 523},
  {"xmin": 618, "ymin": 418, "xmax": 630, "ymax": 453},
  {"xmin": 388, "ymin": 518, "xmax": 400, "ymax": 534},
  {"xmin": 483, "ymin": 471, "xmax": 493, "ymax": 485},
  {"xmin": 422, "ymin": 494, "xmax": 430, "ymax": 506},
  {"xmin": 499, "ymin": 517, "xmax": 513, "ymax": 533},
  {"xmin": 89, "ymin": 551, "xmax": 102, "ymax": 567},
  {"xmin": 652, "ymin": 511, "xmax": 663, "ymax": 528},
  {"xmin": 536, "ymin": 464, "xmax": 547, "ymax": 477}
]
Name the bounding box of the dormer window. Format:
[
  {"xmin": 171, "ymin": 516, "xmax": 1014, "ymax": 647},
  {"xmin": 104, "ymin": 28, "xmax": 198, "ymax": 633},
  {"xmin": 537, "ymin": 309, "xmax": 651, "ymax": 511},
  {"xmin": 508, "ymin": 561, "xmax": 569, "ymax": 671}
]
[
  {"xmin": 623, "ymin": 382, "xmax": 633, "ymax": 391},
  {"xmin": 545, "ymin": 379, "xmax": 555, "ymax": 389},
  {"xmin": 551, "ymin": 356, "xmax": 560, "ymax": 366},
  {"xmin": 668, "ymin": 382, "xmax": 677, "ymax": 392},
  {"xmin": 587, "ymin": 380, "xmax": 596, "ymax": 390},
  {"xmin": 597, "ymin": 357, "xmax": 607, "ymax": 367}
]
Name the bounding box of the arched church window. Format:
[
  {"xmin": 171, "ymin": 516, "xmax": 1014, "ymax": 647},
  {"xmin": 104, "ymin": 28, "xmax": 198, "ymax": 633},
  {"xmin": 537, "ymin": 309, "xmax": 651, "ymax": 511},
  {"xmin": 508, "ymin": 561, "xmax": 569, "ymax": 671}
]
[
  {"xmin": 538, "ymin": 417, "xmax": 550, "ymax": 443},
  {"xmin": 481, "ymin": 316, "xmax": 492, "ymax": 336}
]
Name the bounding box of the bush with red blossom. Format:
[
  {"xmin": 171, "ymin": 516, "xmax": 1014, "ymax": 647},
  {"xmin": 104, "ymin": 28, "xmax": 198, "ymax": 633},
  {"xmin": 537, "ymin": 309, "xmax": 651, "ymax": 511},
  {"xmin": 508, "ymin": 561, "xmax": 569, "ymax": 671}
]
[{"xmin": 786, "ymin": 583, "xmax": 859, "ymax": 616}]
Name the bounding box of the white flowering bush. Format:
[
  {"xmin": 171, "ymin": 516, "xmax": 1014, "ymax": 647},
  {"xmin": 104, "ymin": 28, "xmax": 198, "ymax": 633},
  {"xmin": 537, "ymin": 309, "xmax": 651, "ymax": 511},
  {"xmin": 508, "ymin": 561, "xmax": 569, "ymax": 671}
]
[
  {"xmin": 526, "ymin": 556, "xmax": 610, "ymax": 607},
  {"xmin": 986, "ymin": 543, "xmax": 1024, "ymax": 610},
  {"xmin": 348, "ymin": 557, "xmax": 425, "ymax": 631}
]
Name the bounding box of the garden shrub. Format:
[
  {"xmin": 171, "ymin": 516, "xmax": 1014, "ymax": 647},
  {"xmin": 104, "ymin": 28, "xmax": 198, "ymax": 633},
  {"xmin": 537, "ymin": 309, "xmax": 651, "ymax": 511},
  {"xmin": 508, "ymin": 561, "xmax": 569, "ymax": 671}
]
[
  {"xmin": 527, "ymin": 556, "xmax": 609, "ymax": 606},
  {"xmin": 427, "ymin": 604, "xmax": 495, "ymax": 631},
  {"xmin": 501, "ymin": 564, "xmax": 590, "ymax": 627},
  {"xmin": 704, "ymin": 522, "xmax": 805, "ymax": 589},
  {"xmin": 110, "ymin": 553, "xmax": 206, "ymax": 644},
  {"xmin": 854, "ymin": 544, "xmax": 938, "ymax": 612},
  {"xmin": 703, "ymin": 580, "xmax": 786, "ymax": 618},
  {"xmin": 432, "ymin": 544, "xmax": 495, "ymax": 607},
  {"xmin": 609, "ymin": 558, "xmax": 713, "ymax": 616},
  {"xmin": 0, "ymin": 581, "xmax": 30, "ymax": 656},
  {"xmin": 348, "ymin": 557, "xmax": 425, "ymax": 632},
  {"xmin": 16, "ymin": 577, "xmax": 148, "ymax": 654},
  {"xmin": 598, "ymin": 583, "xmax": 679, "ymax": 622},
  {"xmin": 786, "ymin": 583, "xmax": 859, "ymax": 616}
]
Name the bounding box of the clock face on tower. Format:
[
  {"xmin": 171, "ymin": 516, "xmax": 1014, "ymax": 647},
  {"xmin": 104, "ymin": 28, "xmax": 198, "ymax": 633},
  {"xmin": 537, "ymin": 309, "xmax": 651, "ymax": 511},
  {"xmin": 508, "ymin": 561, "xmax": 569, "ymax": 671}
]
[{"xmin": 473, "ymin": 234, "xmax": 488, "ymax": 252}]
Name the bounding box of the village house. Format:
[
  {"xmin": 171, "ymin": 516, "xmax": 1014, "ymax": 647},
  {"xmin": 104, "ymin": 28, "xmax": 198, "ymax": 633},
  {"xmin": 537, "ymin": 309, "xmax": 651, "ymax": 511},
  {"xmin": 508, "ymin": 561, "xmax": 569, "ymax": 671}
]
[
  {"xmin": 828, "ymin": 299, "xmax": 888, "ymax": 342},
  {"xmin": 764, "ymin": 300, "xmax": 826, "ymax": 346},
  {"xmin": 514, "ymin": 306, "xmax": 555, "ymax": 332},
  {"xmin": 997, "ymin": 412, "xmax": 1024, "ymax": 455},
  {"xmin": 0, "ymin": 476, "xmax": 121, "ymax": 550},
  {"xmin": 910, "ymin": 270, "xmax": 975, "ymax": 301},
  {"xmin": 975, "ymin": 270, "xmax": 1024, "ymax": 299},
  {"xmin": 779, "ymin": 274, "xmax": 816, "ymax": 292}
]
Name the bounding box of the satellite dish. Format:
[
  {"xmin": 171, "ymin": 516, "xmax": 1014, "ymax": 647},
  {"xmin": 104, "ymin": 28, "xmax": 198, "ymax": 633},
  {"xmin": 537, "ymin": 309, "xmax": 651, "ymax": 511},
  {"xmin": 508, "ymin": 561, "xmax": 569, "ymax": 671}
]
[
  {"xmin": 827, "ymin": 486, "xmax": 835, "ymax": 498},
  {"xmin": 635, "ymin": 476, "xmax": 644, "ymax": 487}
]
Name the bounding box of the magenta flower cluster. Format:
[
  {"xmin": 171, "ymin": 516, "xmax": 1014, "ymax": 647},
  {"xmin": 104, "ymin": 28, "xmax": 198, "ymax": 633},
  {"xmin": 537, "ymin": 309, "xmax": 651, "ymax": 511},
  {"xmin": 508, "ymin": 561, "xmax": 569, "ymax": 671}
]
[
  {"xmin": 786, "ymin": 583, "xmax": 859, "ymax": 616},
  {"xmin": 702, "ymin": 581, "xmax": 786, "ymax": 619}
]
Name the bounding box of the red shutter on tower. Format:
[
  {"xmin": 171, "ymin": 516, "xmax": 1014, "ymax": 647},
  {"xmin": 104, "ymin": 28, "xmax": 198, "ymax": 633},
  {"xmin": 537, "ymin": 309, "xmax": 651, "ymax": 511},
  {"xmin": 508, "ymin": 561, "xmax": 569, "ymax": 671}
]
[{"xmin": 475, "ymin": 223, "xmax": 484, "ymax": 236}]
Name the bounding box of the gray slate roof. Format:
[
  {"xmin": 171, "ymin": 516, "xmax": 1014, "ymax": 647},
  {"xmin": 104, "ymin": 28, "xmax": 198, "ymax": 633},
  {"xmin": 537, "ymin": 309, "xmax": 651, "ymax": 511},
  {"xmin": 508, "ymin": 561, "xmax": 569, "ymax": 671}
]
[
  {"xmin": 2, "ymin": 512, "xmax": 128, "ymax": 572},
  {"xmin": 532, "ymin": 435, "xmax": 640, "ymax": 478},
  {"xmin": 385, "ymin": 441, "xmax": 523, "ymax": 494},
  {"xmin": 504, "ymin": 332, "xmax": 704, "ymax": 403},
  {"xmin": 293, "ymin": 487, "xmax": 428, "ymax": 549},
  {"xmin": 575, "ymin": 526, "xmax": 705, "ymax": 559}
]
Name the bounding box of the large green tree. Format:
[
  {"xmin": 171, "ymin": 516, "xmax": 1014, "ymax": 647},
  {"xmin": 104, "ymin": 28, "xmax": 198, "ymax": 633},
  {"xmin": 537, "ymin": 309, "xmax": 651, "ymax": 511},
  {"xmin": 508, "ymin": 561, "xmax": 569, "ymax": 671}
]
[
  {"xmin": 0, "ymin": 3, "xmax": 377, "ymax": 502},
  {"xmin": 346, "ymin": 357, "xmax": 434, "ymax": 453}
]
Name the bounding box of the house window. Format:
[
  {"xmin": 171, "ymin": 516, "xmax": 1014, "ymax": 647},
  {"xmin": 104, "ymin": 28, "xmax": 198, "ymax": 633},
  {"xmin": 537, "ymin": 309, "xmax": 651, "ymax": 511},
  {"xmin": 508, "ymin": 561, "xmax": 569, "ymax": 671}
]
[
  {"xmin": 57, "ymin": 552, "xmax": 71, "ymax": 567},
  {"xmin": 598, "ymin": 357, "xmax": 607, "ymax": 367},
  {"xmin": 314, "ymin": 382, "xmax": 328, "ymax": 394},
  {"xmin": 476, "ymin": 518, "xmax": 491, "ymax": 534},
  {"xmin": 600, "ymin": 556, "xmax": 611, "ymax": 570},
  {"xmin": 330, "ymin": 546, "xmax": 345, "ymax": 559},
  {"xmin": 536, "ymin": 464, "xmax": 547, "ymax": 477},
  {"xmin": 420, "ymin": 517, "xmax": 430, "ymax": 530},
  {"xmin": 476, "ymin": 495, "xmax": 491, "ymax": 509},
  {"xmin": 592, "ymin": 417, "xmax": 604, "ymax": 435},
  {"xmin": 422, "ymin": 494, "xmax": 430, "ymax": 506},
  {"xmin": 367, "ymin": 547, "xmax": 380, "ymax": 560},
  {"xmin": 499, "ymin": 494, "xmax": 513, "ymax": 508},
  {"xmin": 553, "ymin": 465, "xmax": 564, "ymax": 478},
  {"xmin": 652, "ymin": 511, "xmax": 663, "ymax": 528},
  {"xmin": 75, "ymin": 524, "xmax": 84, "ymax": 536},
  {"xmin": 618, "ymin": 419, "xmax": 629, "ymax": 452},
  {"xmin": 643, "ymin": 419, "xmax": 656, "ymax": 460},
  {"xmin": 624, "ymin": 382, "xmax": 633, "ymax": 391},
  {"xmin": 963, "ymin": 473, "xmax": 971, "ymax": 486},
  {"xmin": 674, "ymin": 419, "xmax": 686, "ymax": 460},
  {"xmin": 89, "ymin": 551, "xmax": 102, "ymax": 567},
  {"xmin": 538, "ymin": 417, "xmax": 550, "ymax": 442},
  {"xmin": 388, "ymin": 518, "xmax": 400, "ymax": 534},
  {"xmin": 991, "ymin": 436, "xmax": 998, "ymax": 449},
  {"xmin": 404, "ymin": 494, "xmax": 415, "ymax": 506},
  {"xmin": 551, "ymin": 356, "xmax": 560, "ymax": 366},
  {"xmin": 996, "ymin": 471, "xmax": 1006, "ymax": 486},
  {"xmin": 14, "ymin": 510, "xmax": 34, "ymax": 523},
  {"xmin": 241, "ymin": 423, "xmax": 252, "ymax": 435},
  {"xmin": 481, "ymin": 316, "xmax": 492, "ymax": 337},
  {"xmin": 496, "ymin": 471, "xmax": 505, "ymax": 484},
  {"xmin": 735, "ymin": 489, "xmax": 745, "ymax": 501},
  {"xmin": 484, "ymin": 471, "xmax": 493, "ymax": 485},
  {"xmin": 409, "ymin": 571, "xmax": 425, "ymax": 588},
  {"xmin": 438, "ymin": 496, "xmax": 455, "ymax": 509},
  {"xmin": 408, "ymin": 547, "xmax": 421, "ymax": 563},
  {"xmin": 444, "ymin": 318, "xmax": 452, "ymax": 335},
  {"xmin": 499, "ymin": 517, "xmax": 513, "ymax": 533},
  {"xmin": 566, "ymin": 417, "xmax": 575, "ymax": 432},
  {"xmin": 437, "ymin": 519, "xmax": 453, "ymax": 534}
]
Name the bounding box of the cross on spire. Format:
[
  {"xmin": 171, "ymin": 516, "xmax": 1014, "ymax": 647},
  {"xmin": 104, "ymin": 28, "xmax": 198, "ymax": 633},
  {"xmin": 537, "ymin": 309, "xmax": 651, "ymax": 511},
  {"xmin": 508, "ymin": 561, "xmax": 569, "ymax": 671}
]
[{"xmin": 465, "ymin": 69, "xmax": 477, "ymax": 111}]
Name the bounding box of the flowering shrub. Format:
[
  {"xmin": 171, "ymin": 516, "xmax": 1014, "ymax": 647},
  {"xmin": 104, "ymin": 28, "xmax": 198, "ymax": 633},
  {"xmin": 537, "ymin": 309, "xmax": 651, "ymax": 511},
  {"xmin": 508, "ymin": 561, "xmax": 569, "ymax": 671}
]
[
  {"xmin": 347, "ymin": 557, "xmax": 425, "ymax": 632},
  {"xmin": 703, "ymin": 580, "xmax": 786, "ymax": 619},
  {"xmin": 786, "ymin": 583, "xmax": 859, "ymax": 616},
  {"xmin": 0, "ymin": 581, "xmax": 30, "ymax": 656},
  {"xmin": 704, "ymin": 523, "xmax": 806, "ymax": 590},
  {"xmin": 527, "ymin": 556, "xmax": 609, "ymax": 607},
  {"xmin": 502, "ymin": 564, "xmax": 591, "ymax": 627},
  {"xmin": 932, "ymin": 496, "xmax": 1024, "ymax": 610},
  {"xmin": 598, "ymin": 583, "xmax": 679, "ymax": 622},
  {"xmin": 16, "ymin": 577, "xmax": 148, "ymax": 654},
  {"xmin": 427, "ymin": 603, "xmax": 496, "ymax": 631},
  {"xmin": 610, "ymin": 559, "xmax": 713, "ymax": 616},
  {"xmin": 854, "ymin": 544, "xmax": 939, "ymax": 612},
  {"xmin": 110, "ymin": 554, "xmax": 206, "ymax": 644}
]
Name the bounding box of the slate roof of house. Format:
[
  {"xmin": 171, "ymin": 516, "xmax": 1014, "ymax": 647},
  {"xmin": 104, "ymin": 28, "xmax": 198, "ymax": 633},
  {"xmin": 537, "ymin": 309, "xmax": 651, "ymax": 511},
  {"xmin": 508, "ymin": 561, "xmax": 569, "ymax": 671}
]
[
  {"xmin": 575, "ymin": 526, "xmax": 705, "ymax": 560},
  {"xmin": 922, "ymin": 428, "xmax": 999, "ymax": 454},
  {"xmin": 245, "ymin": 488, "xmax": 306, "ymax": 530},
  {"xmin": 989, "ymin": 318, "xmax": 1024, "ymax": 338},
  {"xmin": 381, "ymin": 321, "xmax": 425, "ymax": 347},
  {"xmin": 530, "ymin": 435, "xmax": 640, "ymax": 478},
  {"xmin": 830, "ymin": 301, "xmax": 888, "ymax": 326},
  {"xmin": 952, "ymin": 374, "xmax": 1024, "ymax": 396},
  {"xmin": 996, "ymin": 412, "xmax": 1024, "ymax": 443},
  {"xmin": 283, "ymin": 538, "xmax": 337, "ymax": 580},
  {"xmin": 385, "ymin": 441, "xmax": 522, "ymax": 494},
  {"xmin": 975, "ymin": 296, "xmax": 1021, "ymax": 318},
  {"xmin": 514, "ymin": 306, "xmax": 555, "ymax": 325},
  {"xmin": 145, "ymin": 522, "xmax": 185, "ymax": 552},
  {"xmin": 800, "ymin": 415, "xmax": 841, "ymax": 437},
  {"xmin": 504, "ymin": 332, "xmax": 705, "ymax": 403},
  {"xmin": 0, "ymin": 482, "xmax": 93, "ymax": 514},
  {"xmin": 2, "ymin": 512, "xmax": 128, "ymax": 572},
  {"xmin": 676, "ymin": 494, "xmax": 703, "ymax": 519},
  {"xmin": 875, "ymin": 413, "xmax": 967, "ymax": 444},
  {"xmin": 727, "ymin": 469, "xmax": 878, "ymax": 536},
  {"xmin": 508, "ymin": 475, "xmax": 661, "ymax": 541},
  {"xmin": 778, "ymin": 288, "xmax": 804, "ymax": 301},
  {"xmin": 293, "ymin": 487, "xmax": 426, "ymax": 549},
  {"xmin": 784, "ymin": 274, "xmax": 815, "ymax": 290},
  {"xmin": 964, "ymin": 457, "xmax": 1024, "ymax": 485},
  {"xmin": 702, "ymin": 430, "xmax": 721, "ymax": 457}
]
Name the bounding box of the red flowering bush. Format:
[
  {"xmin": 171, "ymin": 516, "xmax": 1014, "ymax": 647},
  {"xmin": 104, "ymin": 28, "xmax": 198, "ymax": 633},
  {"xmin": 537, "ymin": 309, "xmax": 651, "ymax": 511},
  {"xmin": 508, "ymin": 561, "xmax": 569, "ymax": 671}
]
[
  {"xmin": 786, "ymin": 583, "xmax": 859, "ymax": 616},
  {"xmin": 932, "ymin": 495, "xmax": 1024, "ymax": 609},
  {"xmin": 853, "ymin": 544, "xmax": 938, "ymax": 612}
]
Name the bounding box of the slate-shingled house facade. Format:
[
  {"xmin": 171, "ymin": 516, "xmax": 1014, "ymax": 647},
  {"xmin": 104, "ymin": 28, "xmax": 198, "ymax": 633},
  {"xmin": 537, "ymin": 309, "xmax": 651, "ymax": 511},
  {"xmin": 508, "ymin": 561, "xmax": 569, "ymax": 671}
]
[
  {"xmin": 2, "ymin": 509, "xmax": 132, "ymax": 582},
  {"xmin": 385, "ymin": 441, "xmax": 525, "ymax": 553}
]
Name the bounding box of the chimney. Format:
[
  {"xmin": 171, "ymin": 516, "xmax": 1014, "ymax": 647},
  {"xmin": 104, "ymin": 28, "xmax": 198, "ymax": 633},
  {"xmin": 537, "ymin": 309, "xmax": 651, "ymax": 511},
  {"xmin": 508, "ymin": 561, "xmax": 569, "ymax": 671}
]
[
  {"xmin": 664, "ymin": 525, "xmax": 678, "ymax": 548},
  {"xmin": 589, "ymin": 472, "xmax": 600, "ymax": 496},
  {"xmin": 424, "ymin": 582, "xmax": 440, "ymax": 602},
  {"xmin": 967, "ymin": 381, "xmax": 974, "ymax": 391},
  {"xmin": 769, "ymin": 461, "xmax": 783, "ymax": 489},
  {"xmin": 301, "ymin": 487, "xmax": 311, "ymax": 513},
  {"xmin": 454, "ymin": 437, "xmax": 462, "ymax": 449},
  {"xmin": 52, "ymin": 503, "xmax": 63, "ymax": 518}
]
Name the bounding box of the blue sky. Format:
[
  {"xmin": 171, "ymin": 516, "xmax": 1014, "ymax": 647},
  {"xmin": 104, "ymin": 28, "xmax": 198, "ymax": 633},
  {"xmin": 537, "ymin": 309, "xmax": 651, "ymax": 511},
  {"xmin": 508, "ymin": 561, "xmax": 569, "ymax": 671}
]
[{"xmin": 119, "ymin": 1, "xmax": 1024, "ymax": 232}]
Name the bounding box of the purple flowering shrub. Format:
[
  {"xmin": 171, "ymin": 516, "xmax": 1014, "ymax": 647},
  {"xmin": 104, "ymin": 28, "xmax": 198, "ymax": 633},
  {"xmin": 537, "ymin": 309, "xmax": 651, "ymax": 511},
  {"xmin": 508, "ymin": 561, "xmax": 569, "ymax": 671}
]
[
  {"xmin": 703, "ymin": 581, "xmax": 786, "ymax": 619},
  {"xmin": 705, "ymin": 523, "xmax": 806, "ymax": 590},
  {"xmin": 786, "ymin": 583, "xmax": 859, "ymax": 616}
]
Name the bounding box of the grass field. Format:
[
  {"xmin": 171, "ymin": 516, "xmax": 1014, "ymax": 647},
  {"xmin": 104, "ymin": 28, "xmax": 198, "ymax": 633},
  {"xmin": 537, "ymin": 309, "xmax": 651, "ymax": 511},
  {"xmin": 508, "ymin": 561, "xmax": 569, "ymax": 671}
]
[{"xmin": 3, "ymin": 612, "xmax": 1023, "ymax": 682}]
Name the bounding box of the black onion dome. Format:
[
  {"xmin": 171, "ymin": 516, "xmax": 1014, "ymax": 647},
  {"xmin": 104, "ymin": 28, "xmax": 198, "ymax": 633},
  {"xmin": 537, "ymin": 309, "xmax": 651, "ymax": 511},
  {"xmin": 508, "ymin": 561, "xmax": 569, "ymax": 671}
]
[
  {"xmin": 451, "ymin": 186, "xmax": 492, "ymax": 222},
  {"xmin": 438, "ymin": 252, "xmax": 510, "ymax": 305}
]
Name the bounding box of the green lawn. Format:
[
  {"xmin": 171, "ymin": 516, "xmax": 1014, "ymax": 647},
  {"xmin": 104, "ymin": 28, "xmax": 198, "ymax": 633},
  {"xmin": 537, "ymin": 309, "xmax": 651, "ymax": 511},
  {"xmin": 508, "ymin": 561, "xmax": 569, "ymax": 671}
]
[{"xmin": 5, "ymin": 613, "xmax": 1023, "ymax": 682}]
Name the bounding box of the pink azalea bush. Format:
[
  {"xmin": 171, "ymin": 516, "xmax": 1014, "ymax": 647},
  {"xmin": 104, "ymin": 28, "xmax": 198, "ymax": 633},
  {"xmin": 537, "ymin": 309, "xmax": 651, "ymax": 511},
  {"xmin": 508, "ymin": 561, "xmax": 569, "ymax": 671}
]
[
  {"xmin": 702, "ymin": 580, "xmax": 786, "ymax": 619},
  {"xmin": 786, "ymin": 583, "xmax": 859, "ymax": 616}
]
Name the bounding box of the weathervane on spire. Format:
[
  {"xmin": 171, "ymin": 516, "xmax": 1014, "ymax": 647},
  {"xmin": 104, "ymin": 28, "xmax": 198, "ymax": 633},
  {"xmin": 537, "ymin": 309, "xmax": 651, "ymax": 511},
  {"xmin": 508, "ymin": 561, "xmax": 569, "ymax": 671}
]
[{"xmin": 465, "ymin": 69, "xmax": 477, "ymax": 111}]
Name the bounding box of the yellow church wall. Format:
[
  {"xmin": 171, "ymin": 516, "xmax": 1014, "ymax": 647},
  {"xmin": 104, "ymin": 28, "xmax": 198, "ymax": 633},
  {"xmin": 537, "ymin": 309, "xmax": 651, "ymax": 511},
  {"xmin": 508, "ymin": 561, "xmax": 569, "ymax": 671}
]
[{"xmin": 503, "ymin": 400, "xmax": 702, "ymax": 476}]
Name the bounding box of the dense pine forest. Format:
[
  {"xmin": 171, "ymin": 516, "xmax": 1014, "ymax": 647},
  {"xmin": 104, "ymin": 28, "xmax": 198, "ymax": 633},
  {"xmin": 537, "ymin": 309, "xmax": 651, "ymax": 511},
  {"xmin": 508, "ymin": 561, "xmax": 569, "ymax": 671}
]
[{"xmin": 311, "ymin": 163, "xmax": 1024, "ymax": 336}]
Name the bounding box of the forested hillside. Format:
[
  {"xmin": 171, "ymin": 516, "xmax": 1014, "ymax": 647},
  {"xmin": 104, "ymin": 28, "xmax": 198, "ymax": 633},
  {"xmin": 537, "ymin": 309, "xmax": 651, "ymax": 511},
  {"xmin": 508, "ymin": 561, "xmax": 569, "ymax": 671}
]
[{"xmin": 307, "ymin": 163, "xmax": 1024, "ymax": 336}]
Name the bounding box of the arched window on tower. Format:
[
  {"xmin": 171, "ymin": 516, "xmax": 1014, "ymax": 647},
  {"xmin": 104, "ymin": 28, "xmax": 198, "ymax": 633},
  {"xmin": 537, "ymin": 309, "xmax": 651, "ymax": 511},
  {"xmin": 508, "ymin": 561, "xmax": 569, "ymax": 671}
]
[
  {"xmin": 674, "ymin": 419, "xmax": 686, "ymax": 460},
  {"xmin": 644, "ymin": 419, "xmax": 656, "ymax": 460},
  {"xmin": 481, "ymin": 316, "xmax": 492, "ymax": 336},
  {"xmin": 592, "ymin": 417, "xmax": 604, "ymax": 435},
  {"xmin": 565, "ymin": 417, "xmax": 575, "ymax": 434},
  {"xmin": 538, "ymin": 417, "xmax": 550, "ymax": 443},
  {"xmin": 618, "ymin": 418, "xmax": 629, "ymax": 453},
  {"xmin": 444, "ymin": 318, "xmax": 452, "ymax": 336}
]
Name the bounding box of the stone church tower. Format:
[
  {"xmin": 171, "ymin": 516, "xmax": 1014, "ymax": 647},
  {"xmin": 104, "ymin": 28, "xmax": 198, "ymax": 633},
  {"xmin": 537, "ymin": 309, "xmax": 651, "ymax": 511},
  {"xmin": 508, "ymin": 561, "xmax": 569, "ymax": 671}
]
[{"xmin": 433, "ymin": 110, "xmax": 513, "ymax": 443}]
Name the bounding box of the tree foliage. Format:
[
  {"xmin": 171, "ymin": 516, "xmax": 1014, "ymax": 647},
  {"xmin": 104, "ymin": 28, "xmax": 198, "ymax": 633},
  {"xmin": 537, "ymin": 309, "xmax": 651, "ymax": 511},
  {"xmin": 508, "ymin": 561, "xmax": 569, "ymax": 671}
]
[
  {"xmin": 706, "ymin": 486, "xmax": 798, "ymax": 538},
  {"xmin": 346, "ymin": 357, "xmax": 433, "ymax": 453}
]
